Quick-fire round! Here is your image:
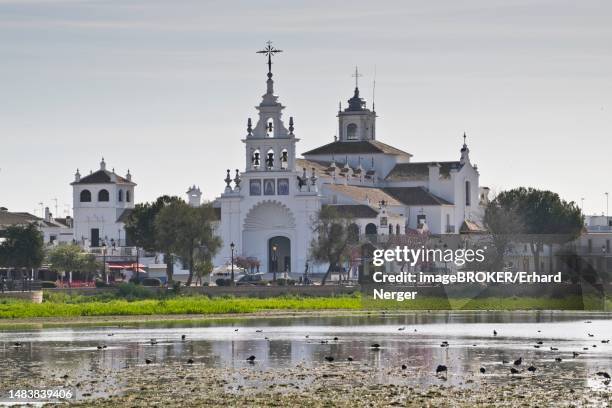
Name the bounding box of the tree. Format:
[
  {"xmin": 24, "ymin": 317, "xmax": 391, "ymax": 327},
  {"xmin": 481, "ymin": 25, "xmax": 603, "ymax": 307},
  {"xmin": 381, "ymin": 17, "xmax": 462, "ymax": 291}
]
[
  {"xmin": 494, "ymin": 187, "xmax": 583, "ymax": 273},
  {"xmin": 0, "ymin": 224, "xmax": 44, "ymax": 276},
  {"xmin": 482, "ymin": 200, "xmax": 525, "ymax": 271},
  {"xmin": 309, "ymin": 206, "xmax": 355, "ymax": 285},
  {"xmin": 155, "ymin": 202, "xmax": 222, "ymax": 286},
  {"xmin": 194, "ymin": 257, "xmax": 214, "ymax": 286},
  {"xmin": 124, "ymin": 195, "xmax": 182, "ymax": 283},
  {"xmin": 47, "ymin": 244, "xmax": 100, "ymax": 281}
]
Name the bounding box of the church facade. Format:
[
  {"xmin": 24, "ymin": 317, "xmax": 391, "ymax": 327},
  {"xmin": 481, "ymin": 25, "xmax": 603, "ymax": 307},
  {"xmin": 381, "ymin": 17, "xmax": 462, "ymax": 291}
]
[{"xmin": 213, "ymin": 47, "xmax": 488, "ymax": 274}]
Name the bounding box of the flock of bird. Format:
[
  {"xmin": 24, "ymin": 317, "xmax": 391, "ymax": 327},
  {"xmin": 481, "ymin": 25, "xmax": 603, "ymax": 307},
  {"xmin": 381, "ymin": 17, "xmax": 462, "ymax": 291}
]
[{"xmin": 8, "ymin": 322, "xmax": 611, "ymax": 385}]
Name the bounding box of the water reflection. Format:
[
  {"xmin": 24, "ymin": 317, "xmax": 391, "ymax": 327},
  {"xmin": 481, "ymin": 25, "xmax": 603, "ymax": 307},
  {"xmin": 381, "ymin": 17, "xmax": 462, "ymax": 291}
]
[{"xmin": 0, "ymin": 312, "xmax": 611, "ymax": 393}]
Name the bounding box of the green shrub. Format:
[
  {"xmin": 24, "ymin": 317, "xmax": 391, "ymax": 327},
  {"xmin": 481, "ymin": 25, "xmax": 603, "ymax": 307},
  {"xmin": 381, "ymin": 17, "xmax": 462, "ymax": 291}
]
[{"xmin": 94, "ymin": 280, "xmax": 108, "ymax": 288}]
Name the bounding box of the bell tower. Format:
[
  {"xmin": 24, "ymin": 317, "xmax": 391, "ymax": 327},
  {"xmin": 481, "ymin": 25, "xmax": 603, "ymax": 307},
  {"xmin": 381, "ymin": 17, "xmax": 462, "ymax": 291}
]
[
  {"xmin": 243, "ymin": 41, "xmax": 298, "ymax": 173},
  {"xmin": 337, "ymin": 67, "xmax": 377, "ymax": 142}
]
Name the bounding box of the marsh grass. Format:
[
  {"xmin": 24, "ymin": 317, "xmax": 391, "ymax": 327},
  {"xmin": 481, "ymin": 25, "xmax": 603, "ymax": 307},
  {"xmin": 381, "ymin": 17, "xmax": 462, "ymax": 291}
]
[{"xmin": 0, "ymin": 294, "xmax": 362, "ymax": 318}]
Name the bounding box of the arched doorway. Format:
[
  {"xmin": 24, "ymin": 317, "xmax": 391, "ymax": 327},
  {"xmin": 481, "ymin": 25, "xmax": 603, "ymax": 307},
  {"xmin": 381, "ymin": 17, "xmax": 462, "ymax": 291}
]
[{"xmin": 269, "ymin": 236, "xmax": 290, "ymax": 276}]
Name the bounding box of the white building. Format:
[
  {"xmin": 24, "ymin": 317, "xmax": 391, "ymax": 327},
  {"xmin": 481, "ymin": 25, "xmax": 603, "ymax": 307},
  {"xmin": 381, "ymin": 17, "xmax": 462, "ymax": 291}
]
[
  {"xmin": 71, "ymin": 158, "xmax": 135, "ymax": 248},
  {"xmin": 212, "ymin": 49, "xmax": 488, "ymax": 274}
]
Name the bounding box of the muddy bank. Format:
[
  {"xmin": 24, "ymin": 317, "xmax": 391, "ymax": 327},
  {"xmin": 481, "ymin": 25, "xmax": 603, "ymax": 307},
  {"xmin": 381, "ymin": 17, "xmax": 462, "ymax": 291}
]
[{"xmin": 5, "ymin": 360, "xmax": 606, "ymax": 407}]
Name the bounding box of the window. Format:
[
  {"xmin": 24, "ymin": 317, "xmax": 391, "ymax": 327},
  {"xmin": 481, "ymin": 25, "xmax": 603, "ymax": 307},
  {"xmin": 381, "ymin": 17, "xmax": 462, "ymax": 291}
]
[
  {"xmin": 263, "ymin": 179, "xmax": 275, "ymax": 195},
  {"xmin": 250, "ymin": 179, "xmax": 261, "ymax": 196},
  {"xmin": 348, "ymin": 223, "xmax": 360, "ymax": 243},
  {"xmin": 98, "ymin": 189, "xmax": 109, "ymax": 202},
  {"xmin": 396, "ymin": 224, "xmax": 401, "ymax": 235},
  {"xmin": 80, "ymin": 189, "xmax": 92, "ymax": 202},
  {"xmin": 126, "ymin": 190, "xmax": 131, "ymax": 202},
  {"xmin": 365, "ymin": 223, "xmax": 377, "ymax": 235},
  {"xmin": 266, "ymin": 118, "xmax": 274, "ymax": 137},
  {"xmin": 277, "ymin": 178, "xmax": 289, "ymax": 195},
  {"xmin": 417, "ymin": 214, "xmax": 427, "ymax": 228},
  {"xmin": 388, "ymin": 224, "xmax": 393, "ymax": 234},
  {"xmin": 465, "ymin": 181, "xmax": 471, "ymax": 206},
  {"xmin": 380, "ymin": 217, "xmax": 388, "ymax": 227},
  {"xmin": 118, "ymin": 190, "xmax": 123, "ymax": 202},
  {"xmin": 347, "ymin": 123, "xmax": 358, "ymax": 140},
  {"xmin": 280, "ymin": 149, "xmax": 289, "ymax": 169},
  {"xmin": 266, "ymin": 149, "xmax": 275, "ymax": 170},
  {"xmin": 252, "ymin": 149, "xmax": 261, "ymax": 169}
]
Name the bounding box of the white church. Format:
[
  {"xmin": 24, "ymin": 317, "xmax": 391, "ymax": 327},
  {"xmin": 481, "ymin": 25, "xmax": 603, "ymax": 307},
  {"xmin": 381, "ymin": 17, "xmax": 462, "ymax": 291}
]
[
  {"xmin": 211, "ymin": 44, "xmax": 488, "ymax": 275},
  {"xmin": 65, "ymin": 45, "xmax": 488, "ymax": 279}
]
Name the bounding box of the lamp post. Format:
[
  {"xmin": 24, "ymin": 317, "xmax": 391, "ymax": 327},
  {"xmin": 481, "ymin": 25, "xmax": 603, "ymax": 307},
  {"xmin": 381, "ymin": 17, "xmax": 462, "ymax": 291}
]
[
  {"xmin": 101, "ymin": 242, "xmax": 107, "ymax": 284},
  {"xmin": 230, "ymin": 242, "xmax": 235, "ymax": 285},
  {"xmin": 272, "ymin": 244, "xmax": 278, "ymax": 282}
]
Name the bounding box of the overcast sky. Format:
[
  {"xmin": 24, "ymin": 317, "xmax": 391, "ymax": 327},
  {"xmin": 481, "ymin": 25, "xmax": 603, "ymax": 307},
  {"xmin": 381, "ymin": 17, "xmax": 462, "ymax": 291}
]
[{"xmin": 0, "ymin": 0, "xmax": 611, "ymax": 217}]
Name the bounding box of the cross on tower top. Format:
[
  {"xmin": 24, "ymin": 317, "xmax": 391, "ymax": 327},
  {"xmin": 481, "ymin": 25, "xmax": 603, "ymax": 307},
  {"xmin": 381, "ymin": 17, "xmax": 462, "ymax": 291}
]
[
  {"xmin": 352, "ymin": 66, "xmax": 362, "ymax": 88},
  {"xmin": 257, "ymin": 41, "xmax": 283, "ymax": 79}
]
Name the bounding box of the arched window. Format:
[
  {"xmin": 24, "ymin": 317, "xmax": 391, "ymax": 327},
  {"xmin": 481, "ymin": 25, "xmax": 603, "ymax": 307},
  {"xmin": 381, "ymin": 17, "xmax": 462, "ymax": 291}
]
[
  {"xmin": 266, "ymin": 149, "xmax": 275, "ymax": 170},
  {"xmin": 266, "ymin": 118, "xmax": 274, "ymax": 137},
  {"xmin": 396, "ymin": 224, "xmax": 401, "ymax": 235},
  {"xmin": 80, "ymin": 189, "xmax": 91, "ymax": 202},
  {"xmin": 118, "ymin": 189, "xmax": 123, "ymax": 202},
  {"xmin": 365, "ymin": 223, "xmax": 377, "ymax": 235},
  {"xmin": 465, "ymin": 181, "xmax": 471, "ymax": 206},
  {"xmin": 126, "ymin": 190, "xmax": 131, "ymax": 202},
  {"xmin": 388, "ymin": 224, "xmax": 393, "ymax": 235},
  {"xmin": 280, "ymin": 149, "xmax": 288, "ymax": 170},
  {"xmin": 252, "ymin": 149, "xmax": 261, "ymax": 169},
  {"xmin": 347, "ymin": 123, "xmax": 358, "ymax": 140},
  {"xmin": 98, "ymin": 189, "xmax": 109, "ymax": 202}
]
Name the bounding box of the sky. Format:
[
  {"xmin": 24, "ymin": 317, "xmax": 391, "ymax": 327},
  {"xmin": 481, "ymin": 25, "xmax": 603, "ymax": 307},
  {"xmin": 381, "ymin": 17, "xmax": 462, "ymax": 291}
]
[{"xmin": 0, "ymin": 0, "xmax": 611, "ymax": 217}]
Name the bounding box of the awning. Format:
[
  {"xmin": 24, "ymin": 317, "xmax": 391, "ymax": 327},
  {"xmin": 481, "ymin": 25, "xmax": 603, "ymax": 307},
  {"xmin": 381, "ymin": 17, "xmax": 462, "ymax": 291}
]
[{"xmin": 107, "ymin": 262, "xmax": 145, "ymax": 272}]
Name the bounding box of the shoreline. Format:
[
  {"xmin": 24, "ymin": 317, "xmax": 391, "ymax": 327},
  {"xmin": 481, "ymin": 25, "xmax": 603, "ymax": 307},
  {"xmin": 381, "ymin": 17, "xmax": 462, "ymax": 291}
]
[{"xmin": 1, "ymin": 308, "xmax": 611, "ymax": 329}]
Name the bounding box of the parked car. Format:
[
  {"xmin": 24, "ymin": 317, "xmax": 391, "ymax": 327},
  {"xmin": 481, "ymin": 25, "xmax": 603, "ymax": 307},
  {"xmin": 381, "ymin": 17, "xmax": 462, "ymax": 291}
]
[{"xmin": 236, "ymin": 274, "xmax": 264, "ymax": 285}]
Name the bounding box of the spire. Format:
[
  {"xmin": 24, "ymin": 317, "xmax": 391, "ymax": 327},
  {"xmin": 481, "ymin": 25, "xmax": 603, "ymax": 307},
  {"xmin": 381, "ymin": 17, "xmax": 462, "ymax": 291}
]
[
  {"xmin": 346, "ymin": 67, "xmax": 367, "ymax": 111},
  {"xmin": 100, "ymin": 157, "xmax": 106, "ymax": 171},
  {"xmin": 460, "ymin": 132, "xmax": 471, "ymax": 165},
  {"xmin": 74, "ymin": 169, "xmax": 81, "ymax": 182}
]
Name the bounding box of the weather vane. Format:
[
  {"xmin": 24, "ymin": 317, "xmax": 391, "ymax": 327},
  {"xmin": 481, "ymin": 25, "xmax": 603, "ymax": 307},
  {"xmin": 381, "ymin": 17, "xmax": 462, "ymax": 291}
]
[{"xmin": 257, "ymin": 41, "xmax": 283, "ymax": 78}]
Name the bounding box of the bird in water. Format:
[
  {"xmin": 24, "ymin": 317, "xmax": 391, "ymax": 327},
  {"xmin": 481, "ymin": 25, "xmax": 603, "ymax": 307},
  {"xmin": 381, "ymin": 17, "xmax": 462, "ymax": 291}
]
[
  {"xmin": 514, "ymin": 357, "xmax": 522, "ymax": 366},
  {"xmin": 246, "ymin": 355, "xmax": 256, "ymax": 363},
  {"xmin": 601, "ymin": 340, "xmax": 610, "ymax": 344},
  {"xmin": 493, "ymin": 330, "xmax": 498, "ymax": 336},
  {"xmin": 13, "ymin": 342, "xmax": 22, "ymax": 347},
  {"xmin": 347, "ymin": 356, "xmax": 354, "ymax": 362},
  {"xmin": 510, "ymin": 368, "xmax": 519, "ymax": 374},
  {"xmin": 588, "ymin": 333, "xmax": 594, "ymax": 337},
  {"xmin": 480, "ymin": 367, "xmax": 486, "ymax": 374},
  {"xmin": 528, "ymin": 366, "xmax": 537, "ymax": 373},
  {"xmin": 150, "ymin": 339, "xmax": 158, "ymax": 345},
  {"xmin": 436, "ymin": 365, "xmax": 447, "ymax": 375},
  {"xmin": 370, "ymin": 343, "xmax": 381, "ymax": 349},
  {"xmin": 255, "ymin": 330, "xmax": 263, "ymax": 333},
  {"xmin": 536, "ymin": 341, "xmax": 543, "ymax": 345},
  {"xmin": 550, "ymin": 347, "xmax": 559, "ymax": 351},
  {"xmin": 181, "ymin": 335, "xmax": 186, "ymax": 341},
  {"xmin": 398, "ymin": 327, "xmax": 406, "ymax": 331},
  {"xmin": 324, "ymin": 356, "xmax": 334, "ymax": 362},
  {"xmin": 596, "ymin": 371, "xmax": 611, "ymax": 379},
  {"xmin": 502, "ymin": 359, "xmax": 510, "ymax": 364},
  {"xmin": 401, "ymin": 364, "xmax": 407, "ymax": 370},
  {"xmin": 555, "ymin": 357, "xmax": 562, "ymax": 362},
  {"xmin": 187, "ymin": 358, "xmax": 194, "ymax": 364},
  {"xmin": 145, "ymin": 359, "xmax": 152, "ymax": 365}
]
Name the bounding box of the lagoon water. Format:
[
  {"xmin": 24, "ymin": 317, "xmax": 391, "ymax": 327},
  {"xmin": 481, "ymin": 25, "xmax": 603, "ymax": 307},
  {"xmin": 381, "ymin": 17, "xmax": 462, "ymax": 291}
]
[{"xmin": 1, "ymin": 312, "xmax": 611, "ymax": 398}]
